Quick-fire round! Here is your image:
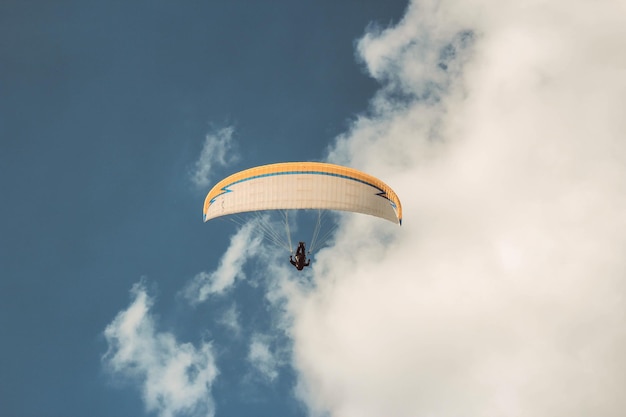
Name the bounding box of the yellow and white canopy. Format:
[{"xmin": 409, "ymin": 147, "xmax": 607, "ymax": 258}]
[{"xmin": 203, "ymin": 162, "xmax": 402, "ymax": 225}]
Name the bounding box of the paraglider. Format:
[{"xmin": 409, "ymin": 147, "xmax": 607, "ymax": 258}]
[
  {"xmin": 203, "ymin": 162, "xmax": 402, "ymax": 270},
  {"xmin": 289, "ymin": 242, "xmax": 311, "ymax": 270}
]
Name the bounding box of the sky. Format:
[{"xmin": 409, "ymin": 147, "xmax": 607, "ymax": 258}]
[{"xmin": 2, "ymin": 1, "xmax": 626, "ymax": 417}]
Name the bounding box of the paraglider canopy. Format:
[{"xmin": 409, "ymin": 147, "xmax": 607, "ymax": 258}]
[{"xmin": 203, "ymin": 161, "xmax": 402, "ymax": 225}]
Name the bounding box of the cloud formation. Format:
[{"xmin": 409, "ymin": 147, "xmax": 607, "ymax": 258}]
[
  {"xmin": 288, "ymin": 1, "xmax": 626, "ymax": 416},
  {"xmin": 182, "ymin": 221, "xmax": 263, "ymax": 304},
  {"xmin": 103, "ymin": 281, "xmax": 218, "ymax": 417},
  {"xmin": 190, "ymin": 126, "xmax": 238, "ymax": 189},
  {"xmin": 248, "ymin": 333, "xmax": 280, "ymax": 382},
  {"xmin": 217, "ymin": 303, "xmax": 242, "ymax": 337}
]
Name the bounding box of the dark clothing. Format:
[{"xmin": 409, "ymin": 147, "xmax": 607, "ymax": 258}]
[
  {"xmin": 289, "ymin": 256, "xmax": 310, "ymax": 270},
  {"xmin": 290, "ymin": 242, "xmax": 311, "ymax": 271}
]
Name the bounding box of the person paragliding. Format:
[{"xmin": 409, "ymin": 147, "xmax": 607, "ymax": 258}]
[
  {"xmin": 202, "ymin": 162, "xmax": 403, "ymax": 271},
  {"xmin": 289, "ymin": 241, "xmax": 310, "ymax": 271}
]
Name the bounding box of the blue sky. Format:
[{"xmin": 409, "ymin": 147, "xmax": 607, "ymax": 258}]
[
  {"xmin": 1, "ymin": 1, "xmax": 407, "ymax": 416},
  {"xmin": 4, "ymin": 1, "xmax": 626, "ymax": 417}
]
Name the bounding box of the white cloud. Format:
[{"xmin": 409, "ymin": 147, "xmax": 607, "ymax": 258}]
[
  {"xmin": 182, "ymin": 221, "xmax": 263, "ymax": 304},
  {"xmin": 103, "ymin": 281, "xmax": 218, "ymax": 417},
  {"xmin": 248, "ymin": 333, "xmax": 280, "ymax": 382},
  {"xmin": 287, "ymin": 1, "xmax": 626, "ymax": 416},
  {"xmin": 217, "ymin": 303, "xmax": 242, "ymax": 337},
  {"xmin": 190, "ymin": 126, "xmax": 238, "ymax": 189}
]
